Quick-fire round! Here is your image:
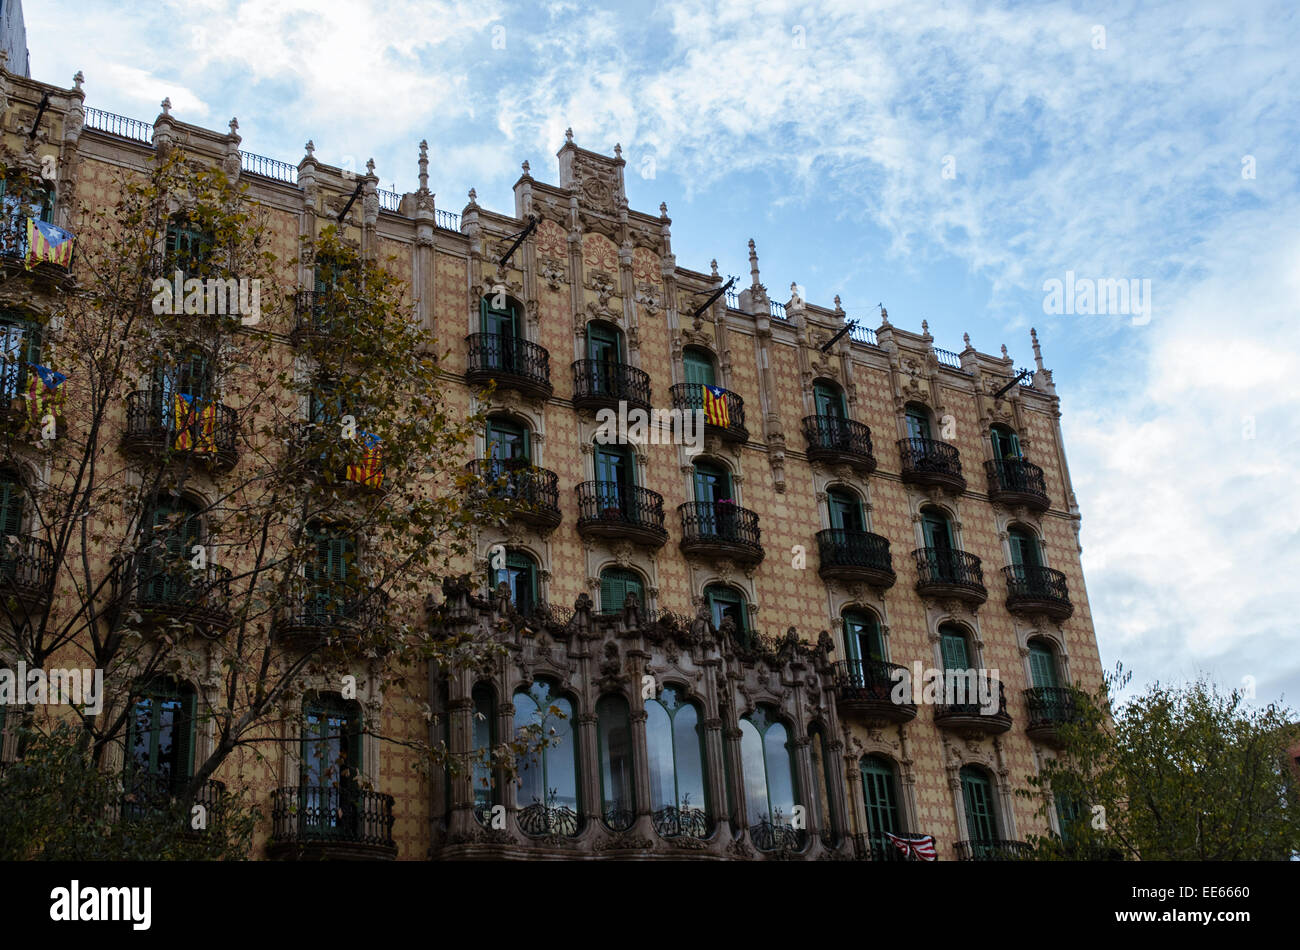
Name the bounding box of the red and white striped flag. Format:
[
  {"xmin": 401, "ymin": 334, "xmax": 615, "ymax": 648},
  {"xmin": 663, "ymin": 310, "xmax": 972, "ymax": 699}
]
[{"xmin": 885, "ymin": 831, "xmax": 937, "ymax": 861}]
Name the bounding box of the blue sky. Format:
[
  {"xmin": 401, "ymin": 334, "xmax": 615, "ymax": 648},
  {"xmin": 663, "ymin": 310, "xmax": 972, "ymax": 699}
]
[{"xmin": 31, "ymin": 0, "xmax": 1300, "ymax": 706}]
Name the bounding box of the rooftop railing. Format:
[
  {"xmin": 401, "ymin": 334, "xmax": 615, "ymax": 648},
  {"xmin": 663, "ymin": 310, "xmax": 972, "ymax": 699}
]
[
  {"xmin": 239, "ymin": 151, "xmax": 298, "ymax": 184},
  {"xmin": 84, "ymin": 106, "xmax": 154, "ymax": 143}
]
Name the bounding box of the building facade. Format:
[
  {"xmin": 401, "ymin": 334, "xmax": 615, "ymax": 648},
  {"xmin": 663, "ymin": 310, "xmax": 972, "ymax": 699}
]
[{"xmin": 0, "ymin": 62, "xmax": 1102, "ymax": 861}]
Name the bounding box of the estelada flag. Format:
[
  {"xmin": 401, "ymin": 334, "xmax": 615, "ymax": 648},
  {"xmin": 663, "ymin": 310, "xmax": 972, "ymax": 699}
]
[
  {"xmin": 24, "ymin": 218, "xmax": 75, "ymax": 270},
  {"xmin": 702, "ymin": 384, "xmax": 729, "ymax": 428},
  {"xmin": 172, "ymin": 393, "xmax": 217, "ymax": 453},
  {"xmin": 26, "ymin": 362, "xmax": 67, "ymax": 428},
  {"xmin": 346, "ymin": 431, "xmax": 383, "ymax": 488}
]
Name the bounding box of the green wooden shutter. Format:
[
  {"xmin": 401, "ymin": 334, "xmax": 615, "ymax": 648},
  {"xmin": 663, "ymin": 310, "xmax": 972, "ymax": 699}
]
[
  {"xmin": 599, "ymin": 568, "xmax": 643, "ymax": 614},
  {"xmin": 813, "ymin": 381, "xmax": 844, "ymax": 418},
  {"xmin": 1008, "ymin": 528, "xmax": 1041, "ymax": 568},
  {"xmin": 861, "ymin": 756, "xmax": 901, "ymax": 844},
  {"xmin": 683, "ymin": 349, "xmax": 716, "ymax": 387},
  {"xmin": 905, "ymin": 407, "xmax": 931, "ymax": 441},
  {"xmin": 1029, "ymin": 643, "xmax": 1059, "ymax": 689},
  {"xmin": 828, "ymin": 490, "xmax": 863, "ymax": 532},
  {"xmin": 922, "ymin": 512, "xmax": 952, "ymax": 550},
  {"xmin": 940, "ymin": 629, "xmax": 969, "ymax": 672},
  {"xmin": 843, "ymin": 611, "xmax": 883, "ymax": 663},
  {"xmin": 961, "ymin": 768, "xmax": 997, "ymax": 842},
  {"xmin": 0, "ymin": 479, "xmax": 23, "ymax": 537}
]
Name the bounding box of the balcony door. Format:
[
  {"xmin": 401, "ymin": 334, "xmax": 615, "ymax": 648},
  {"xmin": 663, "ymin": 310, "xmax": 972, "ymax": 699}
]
[
  {"xmin": 1028, "ymin": 641, "xmax": 1060, "ymax": 690},
  {"xmin": 599, "ymin": 567, "xmax": 644, "ymax": 615},
  {"xmin": 905, "ymin": 405, "xmax": 931, "ymax": 442},
  {"xmin": 306, "ymin": 524, "xmax": 354, "ymax": 622},
  {"xmin": 827, "ymin": 488, "xmax": 864, "ymax": 533},
  {"xmin": 300, "ymin": 695, "xmax": 362, "ymax": 838},
  {"xmin": 153, "ymin": 353, "xmax": 211, "ymax": 432},
  {"xmin": 692, "ymin": 461, "xmax": 733, "ymax": 539},
  {"xmin": 959, "ymin": 766, "xmax": 998, "ymax": 845},
  {"xmin": 587, "ymin": 321, "xmax": 623, "ymax": 396},
  {"xmin": 860, "ymin": 756, "xmax": 902, "ymax": 857},
  {"xmin": 492, "ymin": 550, "xmax": 538, "ymax": 614},
  {"xmin": 843, "ymin": 610, "xmax": 884, "ymax": 667},
  {"xmin": 922, "ymin": 509, "xmax": 954, "ymax": 553},
  {"xmin": 485, "ymin": 417, "xmax": 529, "ymax": 493},
  {"xmin": 990, "ymin": 424, "xmax": 1022, "ymax": 460},
  {"xmin": 594, "ymin": 443, "xmax": 633, "ymax": 516},
  {"xmin": 1008, "ymin": 526, "xmax": 1042, "ymax": 570},
  {"xmin": 940, "ymin": 625, "xmax": 971, "ymax": 674},
  {"xmin": 0, "ymin": 476, "xmax": 24, "ymax": 586},
  {"xmin": 481, "ymin": 296, "xmax": 522, "ymax": 373},
  {"xmin": 0, "ymin": 317, "xmax": 39, "ymax": 403},
  {"xmin": 125, "ymin": 679, "xmax": 196, "ymax": 814},
  {"xmin": 683, "ymin": 347, "xmax": 716, "ymax": 387},
  {"xmin": 145, "ymin": 498, "xmax": 201, "ymax": 603}
]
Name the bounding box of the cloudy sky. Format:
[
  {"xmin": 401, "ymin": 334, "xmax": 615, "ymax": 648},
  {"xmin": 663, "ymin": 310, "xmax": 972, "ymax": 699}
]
[{"xmin": 30, "ymin": 0, "xmax": 1300, "ymax": 706}]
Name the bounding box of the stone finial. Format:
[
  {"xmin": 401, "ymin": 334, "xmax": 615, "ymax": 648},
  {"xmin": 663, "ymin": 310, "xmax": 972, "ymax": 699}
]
[
  {"xmin": 160, "ymin": 97, "xmax": 172, "ymax": 116},
  {"xmin": 521, "ymin": 159, "xmax": 530, "ymax": 175},
  {"xmin": 659, "ymin": 201, "xmax": 668, "ymax": 217},
  {"xmin": 879, "ymin": 304, "xmax": 889, "ymax": 325},
  {"xmin": 228, "ymin": 117, "xmax": 238, "ymax": 135},
  {"xmin": 565, "ymin": 126, "xmax": 574, "ymax": 143},
  {"xmin": 921, "ymin": 319, "xmax": 931, "ymax": 339},
  {"xmin": 418, "ymin": 140, "xmax": 429, "ymax": 190},
  {"xmin": 468, "ymin": 187, "xmax": 478, "ymax": 204},
  {"xmin": 963, "ymin": 332, "xmax": 971, "ymax": 348},
  {"xmin": 1031, "ymin": 327, "xmax": 1045, "ymax": 371},
  {"xmin": 366, "ymin": 157, "xmax": 375, "ymax": 176},
  {"xmin": 73, "ymin": 71, "xmax": 84, "ymax": 92},
  {"xmin": 834, "ymin": 294, "xmax": 843, "ymax": 313},
  {"xmin": 304, "ymin": 139, "xmax": 315, "ymax": 157},
  {"xmin": 710, "ymin": 258, "xmax": 719, "ymax": 279},
  {"xmin": 748, "ymin": 238, "xmax": 761, "ymax": 288},
  {"xmin": 1001, "ymin": 343, "xmax": 1009, "ymax": 359},
  {"xmin": 613, "ymin": 143, "xmax": 622, "ymax": 159}
]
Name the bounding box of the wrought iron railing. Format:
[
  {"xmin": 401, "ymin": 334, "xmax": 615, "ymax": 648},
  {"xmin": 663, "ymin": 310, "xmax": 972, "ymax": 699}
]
[
  {"xmin": 849, "ymin": 323, "xmax": 880, "ymax": 347},
  {"xmin": 652, "ymin": 804, "xmax": 711, "ymax": 839},
  {"xmin": 124, "ymin": 390, "xmax": 238, "ymax": 461},
  {"xmin": 518, "ymin": 801, "xmax": 580, "ymax": 837},
  {"xmin": 816, "ymin": 528, "xmax": 893, "ymax": 577},
  {"xmin": 575, "ymin": 482, "xmax": 666, "ymax": 537},
  {"xmin": 670, "ymin": 383, "xmax": 746, "ymax": 436},
  {"xmin": 0, "ymin": 534, "xmax": 53, "ymax": 600},
  {"xmin": 898, "ymin": 437, "xmax": 963, "ymax": 481},
  {"xmin": 436, "ymin": 208, "xmax": 461, "ymax": 231},
  {"xmin": 602, "ymin": 801, "xmax": 635, "ymax": 832},
  {"xmin": 832, "ymin": 658, "xmax": 909, "ymax": 705},
  {"xmin": 84, "ymin": 106, "xmax": 154, "ymax": 143},
  {"xmin": 678, "ymin": 500, "xmax": 762, "ymax": 554},
  {"xmin": 933, "ymin": 346, "xmax": 964, "ymax": 369},
  {"xmin": 133, "ymin": 552, "xmax": 232, "ymax": 620},
  {"xmin": 769, "ymin": 300, "xmax": 788, "ymax": 320},
  {"xmin": 270, "ymin": 785, "xmax": 395, "ymax": 847},
  {"xmin": 122, "ymin": 772, "xmax": 225, "ymax": 830},
  {"xmin": 1004, "ymin": 564, "xmax": 1070, "ymax": 606},
  {"xmin": 466, "ymin": 333, "xmax": 552, "ymax": 390},
  {"xmin": 1024, "ymin": 686, "xmax": 1078, "ymax": 730},
  {"xmin": 0, "ymin": 212, "xmax": 75, "ymax": 268},
  {"xmin": 750, "ymin": 817, "xmax": 806, "ymax": 852},
  {"xmin": 935, "ymin": 676, "xmax": 1007, "ymax": 721},
  {"xmin": 985, "ymin": 458, "xmax": 1048, "ymax": 501},
  {"xmin": 281, "ymin": 585, "xmax": 386, "ymax": 634},
  {"xmin": 239, "ymin": 151, "xmax": 298, "ymax": 184},
  {"xmin": 466, "ymin": 458, "xmax": 560, "ymax": 519},
  {"xmin": 572, "ymin": 359, "xmax": 652, "ymax": 408},
  {"xmin": 955, "ymin": 838, "xmax": 1033, "ymax": 861},
  {"xmin": 377, "ymin": 189, "xmax": 401, "ymax": 212},
  {"xmin": 913, "ymin": 547, "xmax": 985, "ymax": 591},
  {"xmin": 802, "ymin": 414, "xmax": 874, "ymax": 461},
  {"xmin": 724, "ymin": 288, "xmax": 740, "ymax": 309}
]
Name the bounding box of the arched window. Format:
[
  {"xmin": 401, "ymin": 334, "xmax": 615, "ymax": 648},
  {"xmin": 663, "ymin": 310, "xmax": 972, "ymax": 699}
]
[
  {"xmin": 598, "ymin": 567, "xmax": 644, "ymax": 614},
  {"xmin": 126, "ymin": 678, "xmax": 197, "ymax": 803},
  {"xmin": 990, "ymin": 424, "xmax": 1021, "ymax": 460},
  {"xmin": 827, "ymin": 486, "xmax": 865, "ymax": 533},
  {"xmin": 596, "ymin": 693, "xmax": 634, "ymax": 830},
  {"xmin": 842, "ymin": 609, "xmax": 884, "ymax": 666},
  {"xmin": 959, "ymin": 765, "xmax": 1000, "ymax": 853},
  {"xmin": 809, "ymin": 724, "xmax": 837, "ymax": 843},
  {"xmin": 683, "ymin": 346, "xmax": 716, "ymax": 387},
  {"xmin": 692, "ymin": 459, "xmax": 732, "ymax": 504},
  {"xmin": 0, "ymin": 313, "xmax": 41, "ymax": 402},
  {"xmin": 740, "ymin": 706, "xmax": 799, "ymax": 850},
  {"xmin": 813, "ymin": 379, "xmax": 846, "ymax": 419},
  {"xmin": 704, "ymin": 584, "xmax": 747, "ymax": 641},
  {"xmin": 489, "ymin": 549, "xmax": 537, "ymax": 614},
  {"xmin": 1028, "ymin": 639, "xmax": 1060, "ymax": 690},
  {"xmin": 939, "ymin": 623, "xmax": 973, "ymax": 674},
  {"xmin": 646, "ymin": 685, "xmax": 709, "ymax": 837},
  {"xmin": 904, "ymin": 402, "xmax": 932, "ymax": 441},
  {"xmin": 920, "ymin": 506, "xmax": 955, "ymax": 552},
  {"xmin": 860, "ymin": 755, "xmax": 903, "ymax": 858},
  {"xmin": 152, "ymin": 350, "xmax": 214, "ymax": 437},
  {"xmin": 471, "ymin": 683, "xmax": 496, "ymax": 822},
  {"xmin": 1007, "ymin": 525, "xmax": 1043, "ymax": 569},
  {"xmin": 513, "ymin": 680, "xmax": 579, "ymax": 836},
  {"xmin": 486, "ymin": 415, "xmax": 530, "ymax": 463},
  {"xmin": 0, "ymin": 470, "xmax": 26, "ymax": 545},
  {"xmin": 298, "ymin": 693, "xmax": 363, "ymax": 838},
  {"xmin": 142, "ymin": 496, "xmax": 202, "ymax": 604},
  {"xmin": 592, "ymin": 440, "xmax": 634, "ymax": 516},
  {"xmin": 305, "ymin": 522, "xmax": 356, "ymax": 618},
  {"xmin": 479, "ymin": 294, "xmax": 524, "ymax": 374},
  {"xmin": 691, "ymin": 459, "xmax": 737, "ymax": 542},
  {"xmin": 586, "ymin": 320, "xmax": 623, "ymax": 364},
  {"xmin": 164, "ymin": 215, "xmax": 213, "ymax": 280}
]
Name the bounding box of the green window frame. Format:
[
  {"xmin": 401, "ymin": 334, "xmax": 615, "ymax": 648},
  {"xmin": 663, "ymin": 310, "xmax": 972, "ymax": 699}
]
[
  {"xmin": 740, "ymin": 706, "xmax": 799, "ymax": 836},
  {"xmin": 813, "ymin": 380, "xmax": 846, "ymax": 418},
  {"xmin": 485, "ymin": 416, "xmax": 529, "ymax": 463},
  {"xmin": 1008, "ymin": 526, "xmax": 1042, "ymax": 568},
  {"xmin": 491, "ymin": 549, "xmax": 537, "ymax": 614},
  {"xmin": 827, "ymin": 487, "xmax": 864, "ymax": 532},
  {"xmin": 843, "ymin": 610, "xmax": 884, "ymax": 664},
  {"xmin": 0, "ymin": 474, "xmax": 24, "ymax": 539},
  {"xmin": 645, "ymin": 686, "xmax": 709, "ymax": 826},
  {"xmin": 683, "ymin": 347, "xmax": 716, "ymax": 387},
  {"xmin": 599, "ymin": 567, "xmax": 644, "ymax": 614},
  {"xmin": 299, "ymin": 693, "xmax": 363, "ymax": 838},
  {"xmin": 305, "ymin": 523, "xmax": 356, "ymax": 621},
  {"xmin": 126, "ymin": 678, "xmax": 196, "ymax": 794},
  {"xmin": 692, "ymin": 460, "xmax": 731, "ymax": 504},
  {"xmin": 960, "ymin": 765, "xmax": 998, "ymax": 843},
  {"xmin": 921, "ymin": 508, "xmax": 954, "ymax": 551},
  {"xmin": 596, "ymin": 693, "xmax": 635, "ymax": 827},
  {"xmin": 144, "ymin": 497, "xmax": 201, "ymax": 603},
  {"xmin": 470, "ymin": 683, "xmax": 496, "ymax": 813},
  {"xmin": 0, "ymin": 315, "xmax": 41, "ymax": 401},
  {"xmin": 513, "ymin": 680, "xmax": 579, "ymax": 818},
  {"xmin": 905, "ymin": 403, "xmax": 932, "ymax": 441},
  {"xmin": 940, "ymin": 625, "xmax": 971, "ymax": 673},
  {"xmin": 1028, "ymin": 641, "xmax": 1060, "ymax": 689},
  {"xmin": 164, "ymin": 216, "xmax": 212, "ymax": 280},
  {"xmin": 704, "ymin": 584, "xmax": 747, "ymax": 639},
  {"xmin": 990, "ymin": 424, "xmax": 1022, "ymax": 460},
  {"xmin": 480, "ymin": 295, "xmax": 521, "ymax": 339},
  {"xmin": 586, "ymin": 320, "xmax": 622, "ymax": 363},
  {"xmin": 861, "ymin": 755, "xmax": 902, "ymax": 852}
]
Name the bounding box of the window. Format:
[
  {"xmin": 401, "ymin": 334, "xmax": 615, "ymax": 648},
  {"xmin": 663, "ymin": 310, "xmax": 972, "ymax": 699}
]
[
  {"xmin": 470, "ymin": 683, "xmax": 496, "ymax": 820},
  {"xmin": 592, "ymin": 441, "xmax": 634, "ymax": 516},
  {"xmin": 125, "ymin": 678, "xmax": 196, "ymax": 814},
  {"xmin": 683, "ymin": 347, "xmax": 716, "ymax": 387},
  {"xmin": 692, "ymin": 460, "xmax": 731, "ymax": 504},
  {"xmin": 691, "ymin": 460, "xmax": 737, "ymax": 540},
  {"xmin": 490, "ymin": 549, "xmax": 537, "ymax": 614},
  {"xmin": 479, "ymin": 295, "xmax": 523, "ymax": 373},
  {"xmin": 905, "ymin": 403, "xmax": 932, "ymax": 441},
  {"xmin": 142, "ymin": 497, "xmax": 201, "ymax": 603},
  {"xmin": 308, "ymin": 377, "xmax": 343, "ymax": 427},
  {"xmin": 939, "ymin": 623, "xmax": 972, "ymax": 673},
  {"xmin": 0, "ymin": 314, "xmax": 40, "ymax": 402},
  {"xmin": 599, "ymin": 567, "xmax": 644, "ymax": 614},
  {"xmin": 959, "ymin": 765, "xmax": 999, "ymax": 845},
  {"xmin": 990, "ymin": 424, "xmax": 1022, "ymax": 460},
  {"xmin": 513, "ymin": 680, "xmax": 579, "ymax": 833},
  {"xmin": 813, "ymin": 380, "xmax": 846, "ymax": 418},
  {"xmin": 1008, "ymin": 525, "xmax": 1042, "ymax": 569},
  {"xmin": 809, "ymin": 725, "xmax": 837, "ymax": 841},
  {"xmin": 704, "ymin": 584, "xmax": 747, "ymax": 640},
  {"xmin": 1054, "ymin": 792, "xmax": 1083, "ymax": 847},
  {"xmin": 596, "ymin": 694, "xmax": 634, "ymax": 829},
  {"xmin": 152, "ymin": 352, "xmax": 212, "ymax": 427},
  {"xmin": 921, "ymin": 506, "xmax": 954, "ymax": 551},
  {"xmin": 1028, "ymin": 640, "xmax": 1060, "ymax": 689},
  {"xmin": 843, "ymin": 609, "xmax": 884, "ymax": 665},
  {"xmin": 586, "ymin": 320, "xmax": 622, "ymax": 363},
  {"xmin": 827, "ymin": 487, "xmax": 864, "ymax": 533},
  {"xmin": 298, "ymin": 694, "xmax": 363, "ymax": 838},
  {"xmin": 645, "ymin": 686, "xmax": 709, "ymax": 836},
  {"xmin": 0, "ymin": 473, "xmax": 25, "ymax": 583},
  {"xmin": 163, "ymin": 216, "xmax": 212, "ymax": 280},
  {"xmin": 861, "ymin": 755, "xmax": 903, "ymax": 856},
  {"xmin": 485, "ymin": 416, "xmax": 529, "ymax": 463},
  {"xmin": 740, "ymin": 706, "xmax": 799, "ymax": 847},
  {"xmin": 305, "ymin": 522, "xmax": 356, "ymax": 621}
]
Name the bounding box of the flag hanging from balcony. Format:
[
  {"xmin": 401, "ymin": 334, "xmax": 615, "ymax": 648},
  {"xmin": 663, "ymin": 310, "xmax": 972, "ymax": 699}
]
[
  {"xmin": 346, "ymin": 431, "xmax": 383, "ymax": 488},
  {"xmin": 701, "ymin": 384, "xmax": 729, "ymax": 428},
  {"xmin": 25, "ymin": 361, "xmax": 67, "ymax": 428},
  {"xmin": 24, "ymin": 218, "xmax": 75, "ymax": 270},
  {"xmin": 172, "ymin": 393, "xmax": 217, "ymax": 454},
  {"xmin": 885, "ymin": 831, "xmax": 937, "ymax": 861}
]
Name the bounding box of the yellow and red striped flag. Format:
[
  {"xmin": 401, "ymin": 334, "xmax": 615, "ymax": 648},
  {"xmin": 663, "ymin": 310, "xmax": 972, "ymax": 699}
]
[
  {"xmin": 24, "ymin": 218, "xmax": 75, "ymax": 270},
  {"xmin": 346, "ymin": 432, "xmax": 384, "ymax": 488},
  {"xmin": 701, "ymin": 384, "xmax": 729, "ymax": 428}
]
